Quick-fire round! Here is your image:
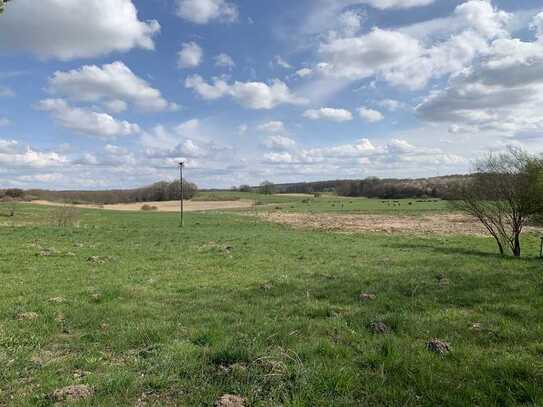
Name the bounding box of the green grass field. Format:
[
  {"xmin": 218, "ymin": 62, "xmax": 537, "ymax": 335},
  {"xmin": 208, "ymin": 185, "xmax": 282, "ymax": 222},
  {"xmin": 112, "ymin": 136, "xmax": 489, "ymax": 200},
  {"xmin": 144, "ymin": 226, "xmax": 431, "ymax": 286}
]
[
  {"xmin": 196, "ymin": 191, "xmax": 451, "ymax": 215},
  {"xmin": 1, "ymin": 202, "xmax": 542, "ymax": 406}
]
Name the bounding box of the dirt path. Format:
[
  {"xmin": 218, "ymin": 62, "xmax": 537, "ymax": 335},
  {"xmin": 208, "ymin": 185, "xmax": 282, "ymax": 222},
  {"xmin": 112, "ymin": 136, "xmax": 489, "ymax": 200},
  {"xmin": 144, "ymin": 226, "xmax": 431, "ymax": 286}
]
[
  {"xmin": 261, "ymin": 212, "xmax": 517, "ymax": 236},
  {"xmin": 31, "ymin": 200, "xmax": 254, "ymax": 213}
]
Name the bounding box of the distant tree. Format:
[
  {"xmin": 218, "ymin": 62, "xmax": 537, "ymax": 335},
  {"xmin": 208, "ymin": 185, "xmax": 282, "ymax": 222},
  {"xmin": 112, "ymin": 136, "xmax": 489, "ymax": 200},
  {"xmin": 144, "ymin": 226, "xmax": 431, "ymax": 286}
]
[
  {"xmin": 5, "ymin": 188, "xmax": 24, "ymax": 199},
  {"xmin": 452, "ymin": 147, "xmax": 543, "ymax": 257},
  {"xmin": 167, "ymin": 180, "xmax": 198, "ymax": 201},
  {"xmin": 151, "ymin": 181, "xmax": 170, "ymax": 201},
  {"xmin": 239, "ymin": 185, "xmax": 252, "ymax": 193},
  {"xmin": 259, "ymin": 181, "xmax": 275, "ymax": 195}
]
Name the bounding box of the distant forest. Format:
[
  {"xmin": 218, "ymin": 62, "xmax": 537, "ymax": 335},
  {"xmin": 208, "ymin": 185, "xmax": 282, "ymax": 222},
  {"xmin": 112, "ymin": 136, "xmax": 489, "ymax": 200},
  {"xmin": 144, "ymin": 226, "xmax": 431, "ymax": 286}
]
[
  {"xmin": 267, "ymin": 175, "xmax": 468, "ymax": 199},
  {"xmin": 0, "ymin": 180, "xmax": 198, "ymax": 205},
  {"xmin": 1, "ymin": 175, "xmax": 467, "ymax": 204}
]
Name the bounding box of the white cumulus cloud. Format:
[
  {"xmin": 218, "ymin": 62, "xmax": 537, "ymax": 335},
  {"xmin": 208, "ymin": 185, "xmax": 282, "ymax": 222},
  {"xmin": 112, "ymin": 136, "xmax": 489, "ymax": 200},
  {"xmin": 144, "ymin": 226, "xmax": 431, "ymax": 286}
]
[
  {"xmin": 215, "ymin": 53, "xmax": 235, "ymax": 69},
  {"xmin": 315, "ymin": 1, "xmax": 513, "ymax": 90},
  {"xmin": 176, "ymin": 0, "xmax": 238, "ymax": 24},
  {"xmin": 263, "ymin": 135, "xmax": 297, "ymax": 151},
  {"xmin": 185, "ymin": 75, "xmax": 307, "ymax": 109},
  {"xmin": 0, "ymin": 0, "xmax": 160, "ymax": 60},
  {"xmin": 178, "ymin": 42, "xmax": 204, "ymax": 69},
  {"xmin": 257, "ymin": 121, "xmax": 286, "ymax": 133},
  {"xmin": 47, "ymin": 62, "xmax": 178, "ymax": 113},
  {"xmin": 37, "ymin": 99, "xmax": 140, "ymax": 138},
  {"xmin": 358, "ymin": 107, "xmax": 384, "ymax": 123},
  {"xmin": 303, "ymin": 107, "xmax": 353, "ymax": 122},
  {"xmin": 0, "ymin": 139, "xmax": 68, "ymax": 168},
  {"xmin": 417, "ymin": 13, "xmax": 543, "ymax": 137}
]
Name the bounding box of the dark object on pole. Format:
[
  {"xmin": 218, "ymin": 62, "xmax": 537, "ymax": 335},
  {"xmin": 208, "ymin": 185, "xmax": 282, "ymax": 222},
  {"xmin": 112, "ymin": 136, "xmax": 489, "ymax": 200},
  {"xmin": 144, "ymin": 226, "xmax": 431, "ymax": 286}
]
[{"xmin": 179, "ymin": 162, "xmax": 184, "ymax": 228}]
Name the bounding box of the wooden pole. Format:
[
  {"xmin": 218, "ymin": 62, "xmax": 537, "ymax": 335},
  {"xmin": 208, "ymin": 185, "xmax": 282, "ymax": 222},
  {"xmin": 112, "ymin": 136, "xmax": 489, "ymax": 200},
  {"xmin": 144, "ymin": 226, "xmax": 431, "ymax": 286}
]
[{"xmin": 179, "ymin": 162, "xmax": 184, "ymax": 228}]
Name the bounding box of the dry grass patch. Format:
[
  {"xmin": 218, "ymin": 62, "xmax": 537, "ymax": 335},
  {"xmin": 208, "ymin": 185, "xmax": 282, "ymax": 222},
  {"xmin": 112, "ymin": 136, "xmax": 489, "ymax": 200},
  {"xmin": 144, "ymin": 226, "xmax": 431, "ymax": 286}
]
[
  {"xmin": 32, "ymin": 199, "xmax": 254, "ymax": 212},
  {"xmin": 262, "ymin": 212, "xmax": 499, "ymax": 235}
]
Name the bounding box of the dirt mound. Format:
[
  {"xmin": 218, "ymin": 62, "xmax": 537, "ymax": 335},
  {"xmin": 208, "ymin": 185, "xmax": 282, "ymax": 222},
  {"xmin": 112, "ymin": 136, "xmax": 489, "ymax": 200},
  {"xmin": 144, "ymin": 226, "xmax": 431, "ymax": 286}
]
[
  {"xmin": 214, "ymin": 394, "xmax": 246, "ymax": 407},
  {"xmin": 16, "ymin": 312, "xmax": 39, "ymax": 321},
  {"xmin": 51, "ymin": 384, "xmax": 94, "ymax": 402}
]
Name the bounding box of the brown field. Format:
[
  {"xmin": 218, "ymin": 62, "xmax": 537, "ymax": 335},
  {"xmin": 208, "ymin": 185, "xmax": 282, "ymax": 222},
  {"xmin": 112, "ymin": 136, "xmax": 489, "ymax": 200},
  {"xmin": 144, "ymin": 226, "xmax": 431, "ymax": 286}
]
[
  {"xmin": 261, "ymin": 212, "xmax": 541, "ymax": 236},
  {"xmin": 31, "ymin": 199, "xmax": 255, "ymax": 212}
]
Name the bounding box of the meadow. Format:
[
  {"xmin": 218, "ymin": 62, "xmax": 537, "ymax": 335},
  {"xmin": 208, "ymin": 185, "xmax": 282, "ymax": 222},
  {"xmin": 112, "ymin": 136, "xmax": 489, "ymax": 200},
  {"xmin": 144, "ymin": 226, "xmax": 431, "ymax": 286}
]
[
  {"xmin": 0, "ymin": 199, "xmax": 542, "ymax": 406},
  {"xmin": 195, "ymin": 191, "xmax": 451, "ymax": 215}
]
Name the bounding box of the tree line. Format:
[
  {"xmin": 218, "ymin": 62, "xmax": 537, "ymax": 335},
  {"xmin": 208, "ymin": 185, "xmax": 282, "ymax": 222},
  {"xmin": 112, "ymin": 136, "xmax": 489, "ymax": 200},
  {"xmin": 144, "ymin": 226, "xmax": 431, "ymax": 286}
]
[
  {"xmin": 1, "ymin": 180, "xmax": 198, "ymax": 205},
  {"xmin": 334, "ymin": 176, "xmax": 466, "ymax": 199},
  {"xmin": 232, "ymin": 176, "xmax": 467, "ymax": 199}
]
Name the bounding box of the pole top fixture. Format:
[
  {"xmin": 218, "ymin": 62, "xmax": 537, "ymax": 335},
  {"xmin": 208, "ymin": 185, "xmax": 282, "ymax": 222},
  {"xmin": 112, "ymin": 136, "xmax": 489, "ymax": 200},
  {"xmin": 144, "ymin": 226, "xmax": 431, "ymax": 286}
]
[{"xmin": 179, "ymin": 161, "xmax": 184, "ymax": 167}]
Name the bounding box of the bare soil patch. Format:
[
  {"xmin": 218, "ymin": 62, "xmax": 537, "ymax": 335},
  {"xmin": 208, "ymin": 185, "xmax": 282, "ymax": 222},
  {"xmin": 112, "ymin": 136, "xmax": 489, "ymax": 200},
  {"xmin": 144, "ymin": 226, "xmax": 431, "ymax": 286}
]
[
  {"xmin": 261, "ymin": 212, "xmax": 497, "ymax": 236},
  {"xmin": 214, "ymin": 394, "xmax": 247, "ymax": 407},
  {"xmin": 50, "ymin": 384, "xmax": 94, "ymax": 403},
  {"xmin": 31, "ymin": 200, "xmax": 254, "ymax": 213}
]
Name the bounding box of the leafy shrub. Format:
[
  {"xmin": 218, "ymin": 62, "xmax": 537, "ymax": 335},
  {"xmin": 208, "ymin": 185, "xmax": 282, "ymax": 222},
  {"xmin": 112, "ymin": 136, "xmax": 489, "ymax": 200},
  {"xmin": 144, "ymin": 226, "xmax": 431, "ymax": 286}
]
[
  {"xmin": 0, "ymin": 196, "xmax": 16, "ymax": 217},
  {"xmin": 50, "ymin": 206, "xmax": 81, "ymax": 227},
  {"xmin": 259, "ymin": 181, "xmax": 275, "ymax": 195},
  {"xmin": 141, "ymin": 204, "xmax": 158, "ymax": 211}
]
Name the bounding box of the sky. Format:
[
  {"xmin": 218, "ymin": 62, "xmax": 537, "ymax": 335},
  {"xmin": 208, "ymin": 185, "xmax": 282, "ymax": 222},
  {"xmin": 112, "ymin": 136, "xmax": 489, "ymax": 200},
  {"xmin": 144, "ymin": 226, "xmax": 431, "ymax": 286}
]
[{"xmin": 0, "ymin": 0, "xmax": 542, "ymax": 190}]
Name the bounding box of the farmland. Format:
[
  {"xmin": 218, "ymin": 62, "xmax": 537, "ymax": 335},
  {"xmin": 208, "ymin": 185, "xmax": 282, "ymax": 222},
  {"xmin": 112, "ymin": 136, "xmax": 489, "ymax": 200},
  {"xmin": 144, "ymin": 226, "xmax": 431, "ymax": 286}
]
[{"xmin": 0, "ymin": 198, "xmax": 542, "ymax": 406}]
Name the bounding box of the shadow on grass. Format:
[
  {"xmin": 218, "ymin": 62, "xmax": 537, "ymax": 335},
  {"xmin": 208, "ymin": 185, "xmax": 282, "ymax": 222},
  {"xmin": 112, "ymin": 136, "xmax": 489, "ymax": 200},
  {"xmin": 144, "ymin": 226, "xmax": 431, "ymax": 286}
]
[{"xmin": 387, "ymin": 241, "xmax": 542, "ymax": 262}]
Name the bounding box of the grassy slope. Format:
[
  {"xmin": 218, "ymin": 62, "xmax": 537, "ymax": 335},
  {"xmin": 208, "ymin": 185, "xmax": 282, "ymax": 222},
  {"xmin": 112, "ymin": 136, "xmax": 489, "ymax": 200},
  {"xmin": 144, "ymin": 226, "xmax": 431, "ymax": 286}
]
[{"xmin": 0, "ymin": 204, "xmax": 542, "ymax": 406}]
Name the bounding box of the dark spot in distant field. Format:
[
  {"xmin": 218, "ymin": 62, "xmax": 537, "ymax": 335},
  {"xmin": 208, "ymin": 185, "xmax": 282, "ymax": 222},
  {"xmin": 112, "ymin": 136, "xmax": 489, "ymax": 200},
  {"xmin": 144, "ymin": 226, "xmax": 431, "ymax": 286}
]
[
  {"xmin": 471, "ymin": 322, "xmax": 482, "ymax": 331},
  {"xmin": 369, "ymin": 321, "xmax": 390, "ymax": 334},
  {"xmin": 211, "ymin": 348, "xmax": 249, "ymax": 367},
  {"xmin": 73, "ymin": 370, "xmax": 91, "ymax": 380},
  {"xmin": 200, "ymin": 242, "xmax": 234, "ymax": 255},
  {"xmin": 87, "ymin": 255, "xmax": 113, "ymax": 264},
  {"xmin": 436, "ymin": 273, "xmax": 450, "ymax": 287},
  {"xmin": 191, "ymin": 333, "xmax": 213, "ymax": 347},
  {"xmin": 137, "ymin": 344, "xmax": 161, "ymax": 359},
  {"xmin": 360, "ymin": 293, "xmax": 376, "ymax": 301},
  {"xmin": 37, "ymin": 248, "xmax": 57, "ymax": 257},
  {"xmin": 218, "ymin": 362, "xmax": 248, "ymax": 378},
  {"xmin": 260, "ymin": 282, "xmax": 273, "ymax": 291},
  {"xmin": 426, "ymin": 339, "xmax": 450, "ymax": 355}
]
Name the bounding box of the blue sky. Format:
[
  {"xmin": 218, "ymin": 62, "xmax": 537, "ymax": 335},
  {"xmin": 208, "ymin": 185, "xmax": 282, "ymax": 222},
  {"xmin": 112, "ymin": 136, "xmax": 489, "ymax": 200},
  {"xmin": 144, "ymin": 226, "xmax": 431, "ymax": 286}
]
[{"xmin": 0, "ymin": 0, "xmax": 542, "ymax": 189}]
